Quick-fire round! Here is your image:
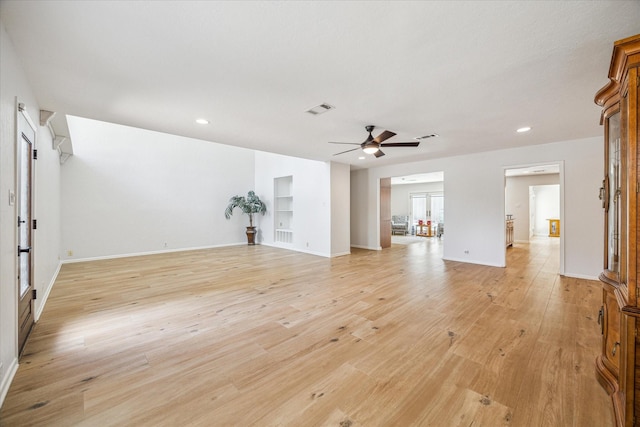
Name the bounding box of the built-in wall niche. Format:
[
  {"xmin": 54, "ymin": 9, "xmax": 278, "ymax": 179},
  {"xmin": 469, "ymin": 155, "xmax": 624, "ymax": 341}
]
[{"xmin": 274, "ymin": 176, "xmax": 293, "ymax": 244}]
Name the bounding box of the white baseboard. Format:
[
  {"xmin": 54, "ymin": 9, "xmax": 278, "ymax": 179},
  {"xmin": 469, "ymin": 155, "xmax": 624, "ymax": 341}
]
[
  {"xmin": 350, "ymin": 245, "xmax": 381, "ymax": 251},
  {"xmin": 0, "ymin": 357, "xmax": 19, "ymax": 408},
  {"xmin": 261, "ymin": 242, "xmax": 332, "ymax": 258},
  {"xmin": 294, "ymin": 248, "xmax": 330, "ymax": 258},
  {"xmin": 61, "ymin": 243, "xmax": 247, "ymax": 264},
  {"xmin": 443, "ymin": 256, "xmax": 505, "ymax": 268},
  {"xmin": 35, "ymin": 260, "xmax": 62, "ymax": 321},
  {"xmin": 561, "ymin": 272, "xmax": 599, "ymax": 281},
  {"xmin": 330, "ymin": 251, "xmax": 351, "ymax": 258},
  {"xmin": 63, "ymin": 243, "xmax": 343, "ymax": 265}
]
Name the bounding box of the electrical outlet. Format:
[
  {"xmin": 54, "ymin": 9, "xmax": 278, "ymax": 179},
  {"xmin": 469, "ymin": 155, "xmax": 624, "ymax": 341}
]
[
  {"xmin": 163, "ymin": 242, "xmax": 168, "ymax": 248},
  {"xmin": 464, "ymin": 250, "xmax": 469, "ymax": 254},
  {"xmin": 67, "ymin": 250, "xmax": 73, "ymax": 257}
]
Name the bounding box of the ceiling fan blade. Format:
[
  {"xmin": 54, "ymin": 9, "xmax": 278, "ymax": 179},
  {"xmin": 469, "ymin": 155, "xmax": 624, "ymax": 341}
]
[
  {"xmin": 333, "ymin": 147, "xmax": 360, "ymax": 156},
  {"xmin": 380, "ymin": 142, "xmax": 420, "ymax": 147},
  {"xmin": 373, "ymin": 130, "xmax": 396, "ymax": 144},
  {"xmin": 374, "ymin": 149, "xmax": 385, "ymax": 158},
  {"xmin": 328, "ymin": 141, "xmax": 361, "ymax": 145}
]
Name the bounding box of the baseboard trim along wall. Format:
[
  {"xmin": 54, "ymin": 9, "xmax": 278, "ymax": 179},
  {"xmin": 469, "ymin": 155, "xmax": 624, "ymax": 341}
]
[
  {"xmin": 0, "ymin": 357, "xmax": 19, "ymax": 409},
  {"xmin": 35, "ymin": 261, "xmax": 62, "ymax": 321},
  {"xmin": 350, "ymin": 244, "xmax": 381, "ymax": 251},
  {"xmin": 330, "ymin": 251, "xmax": 351, "ymax": 258},
  {"xmin": 260, "ymin": 242, "xmax": 332, "ymax": 258},
  {"xmin": 562, "ymin": 272, "xmax": 599, "ymax": 281},
  {"xmin": 61, "ymin": 243, "xmax": 248, "ymax": 264},
  {"xmin": 442, "ymin": 256, "xmax": 505, "ymax": 268}
]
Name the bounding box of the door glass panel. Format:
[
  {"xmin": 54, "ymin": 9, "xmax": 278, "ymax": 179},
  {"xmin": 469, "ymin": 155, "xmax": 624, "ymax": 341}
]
[
  {"xmin": 18, "ymin": 116, "xmax": 33, "ymax": 299},
  {"xmin": 608, "ymin": 112, "xmax": 620, "ymax": 273},
  {"xmin": 411, "ymin": 194, "xmax": 427, "ymax": 229},
  {"xmin": 431, "ymin": 194, "xmax": 444, "ymax": 224}
]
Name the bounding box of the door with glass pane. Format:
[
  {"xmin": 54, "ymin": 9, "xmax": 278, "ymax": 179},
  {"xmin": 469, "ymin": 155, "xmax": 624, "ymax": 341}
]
[
  {"xmin": 17, "ymin": 104, "xmax": 36, "ymax": 354},
  {"xmin": 430, "ymin": 194, "xmax": 444, "ymax": 224},
  {"xmin": 430, "ymin": 194, "xmax": 444, "ymax": 237},
  {"xmin": 411, "ymin": 193, "xmax": 443, "ymax": 236},
  {"xmin": 410, "ymin": 194, "xmax": 427, "ymax": 234}
]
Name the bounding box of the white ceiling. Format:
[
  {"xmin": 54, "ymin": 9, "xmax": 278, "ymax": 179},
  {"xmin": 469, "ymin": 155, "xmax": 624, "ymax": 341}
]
[
  {"xmin": 391, "ymin": 172, "xmax": 444, "ymax": 186},
  {"xmin": 505, "ymin": 164, "xmax": 560, "ymax": 177},
  {"xmin": 389, "ymin": 165, "xmax": 558, "ymax": 186},
  {"xmin": 2, "ymin": 1, "xmax": 639, "ymax": 169}
]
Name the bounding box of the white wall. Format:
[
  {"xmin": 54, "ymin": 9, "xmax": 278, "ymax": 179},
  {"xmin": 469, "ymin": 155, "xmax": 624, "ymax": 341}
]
[
  {"xmin": 350, "ymin": 169, "xmax": 376, "ymax": 250},
  {"xmin": 61, "ymin": 116, "xmax": 256, "ymax": 260},
  {"xmin": 0, "ymin": 21, "xmax": 62, "ymax": 406},
  {"xmin": 505, "ymin": 174, "xmax": 559, "ymax": 241},
  {"xmin": 330, "ymin": 162, "xmax": 351, "ymax": 257},
  {"xmin": 532, "ymin": 185, "xmax": 560, "ymax": 236},
  {"xmin": 351, "ymin": 137, "xmax": 603, "ymax": 278},
  {"xmin": 254, "ymin": 151, "xmax": 334, "ymax": 257}
]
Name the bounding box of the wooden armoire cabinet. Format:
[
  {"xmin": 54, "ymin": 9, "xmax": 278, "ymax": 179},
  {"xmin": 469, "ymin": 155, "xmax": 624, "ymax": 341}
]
[{"xmin": 595, "ymin": 34, "xmax": 640, "ymax": 427}]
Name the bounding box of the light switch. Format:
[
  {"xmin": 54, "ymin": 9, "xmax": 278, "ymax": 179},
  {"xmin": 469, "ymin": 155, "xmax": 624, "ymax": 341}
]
[{"xmin": 8, "ymin": 190, "xmax": 15, "ymax": 206}]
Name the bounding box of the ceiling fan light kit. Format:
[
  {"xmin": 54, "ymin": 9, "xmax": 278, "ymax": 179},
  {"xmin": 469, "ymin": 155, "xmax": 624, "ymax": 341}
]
[
  {"xmin": 329, "ymin": 125, "xmax": 421, "ymax": 159},
  {"xmin": 362, "ymin": 143, "xmax": 379, "ymax": 154}
]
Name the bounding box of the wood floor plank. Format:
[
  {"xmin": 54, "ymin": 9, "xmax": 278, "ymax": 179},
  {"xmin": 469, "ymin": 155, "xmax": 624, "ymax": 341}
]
[{"xmin": 0, "ymin": 238, "xmax": 613, "ymax": 426}]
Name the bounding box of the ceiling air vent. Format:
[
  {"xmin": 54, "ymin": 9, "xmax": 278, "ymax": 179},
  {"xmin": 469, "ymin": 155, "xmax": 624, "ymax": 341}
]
[
  {"xmin": 305, "ymin": 103, "xmax": 335, "ymax": 115},
  {"xmin": 415, "ymin": 134, "xmax": 439, "ymax": 140}
]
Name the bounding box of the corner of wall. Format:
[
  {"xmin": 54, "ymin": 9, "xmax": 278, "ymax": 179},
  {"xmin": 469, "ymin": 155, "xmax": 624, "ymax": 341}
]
[{"xmin": 35, "ymin": 260, "xmax": 62, "ymax": 321}]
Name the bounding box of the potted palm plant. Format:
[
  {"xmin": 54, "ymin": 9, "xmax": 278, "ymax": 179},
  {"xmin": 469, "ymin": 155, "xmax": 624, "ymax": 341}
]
[{"xmin": 224, "ymin": 191, "xmax": 267, "ymax": 245}]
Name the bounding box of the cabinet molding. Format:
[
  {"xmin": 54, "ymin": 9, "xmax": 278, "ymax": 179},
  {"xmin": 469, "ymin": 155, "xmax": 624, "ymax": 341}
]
[{"xmin": 595, "ymin": 34, "xmax": 640, "ymax": 427}]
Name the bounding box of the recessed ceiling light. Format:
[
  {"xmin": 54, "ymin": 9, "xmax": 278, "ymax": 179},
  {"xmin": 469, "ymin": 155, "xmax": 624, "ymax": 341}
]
[
  {"xmin": 195, "ymin": 118, "xmax": 209, "ymax": 125},
  {"xmin": 516, "ymin": 126, "xmax": 531, "ymax": 133},
  {"xmin": 358, "ymin": 156, "xmax": 365, "ymax": 160}
]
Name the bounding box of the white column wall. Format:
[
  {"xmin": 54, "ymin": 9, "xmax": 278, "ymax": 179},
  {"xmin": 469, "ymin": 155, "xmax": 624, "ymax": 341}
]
[
  {"xmin": 330, "ymin": 162, "xmax": 350, "ymax": 257},
  {"xmin": 254, "ymin": 151, "xmax": 332, "ymax": 257}
]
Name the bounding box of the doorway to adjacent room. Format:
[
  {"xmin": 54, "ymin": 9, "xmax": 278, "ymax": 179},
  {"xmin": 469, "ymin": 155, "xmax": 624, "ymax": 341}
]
[{"xmin": 504, "ymin": 163, "xmax": 564, "ymax": 273}]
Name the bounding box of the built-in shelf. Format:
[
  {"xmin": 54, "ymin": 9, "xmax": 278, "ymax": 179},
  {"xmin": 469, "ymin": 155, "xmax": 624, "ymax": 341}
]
[{"xmin": 274, "ymin": 176, "xmax": 293, "ymax": 244}]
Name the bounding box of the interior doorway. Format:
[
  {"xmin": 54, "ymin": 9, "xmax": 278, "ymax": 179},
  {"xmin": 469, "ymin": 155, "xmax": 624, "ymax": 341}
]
[
  {"xmin": 386, "ymin": 171, "xmax": 444, "ymax": 244},
  {"xmin": 504, "ymin": 163, "xmax": 564, "ymax": 273}
]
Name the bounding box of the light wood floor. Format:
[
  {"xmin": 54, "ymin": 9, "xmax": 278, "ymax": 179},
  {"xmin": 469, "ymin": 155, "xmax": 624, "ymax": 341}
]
[{"xmin": 1, "ymin": 238, "xmax": 613, "ymax": 426}]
